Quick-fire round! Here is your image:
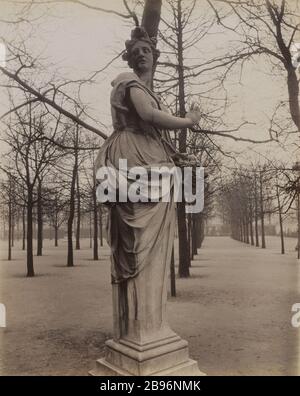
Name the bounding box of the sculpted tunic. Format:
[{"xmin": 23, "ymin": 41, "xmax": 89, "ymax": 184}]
[{"xmin": 95, "ymin": 72, "xmax": 176, "ymax": 285}]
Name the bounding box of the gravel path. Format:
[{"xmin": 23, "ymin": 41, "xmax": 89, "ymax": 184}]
[{"xmin": 0, "ymin": 236, "xmax": 299, "ymax": 375}]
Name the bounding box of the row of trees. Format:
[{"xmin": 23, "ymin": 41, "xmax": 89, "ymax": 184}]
[
  {"xmin": 0, "ymin": 0, "xmax": 299, "ymax": 278},
  {"xmin": 152, "ymin": 0, "xmax": 300, "ymax": 273},
  {"xmin": 219, "ymin": 162, "xmax": 300, "ymax": 255},
  {"xmin": 0, "ymin": 99, "xmax": 108, "ymax": 276}
]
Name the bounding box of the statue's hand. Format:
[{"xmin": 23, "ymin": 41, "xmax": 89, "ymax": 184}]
[
  {"xmin": 172, "ymin": 152, "xmax": 199, "ymax": 166},
  {"xmin": 185, "ymin": 103, "xmax": 201, "ymax": 126}
]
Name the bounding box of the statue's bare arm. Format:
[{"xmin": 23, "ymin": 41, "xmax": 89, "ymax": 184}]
[{"xmin": 130, "ymin": 87, "xmax": 199, "ymax": 130}]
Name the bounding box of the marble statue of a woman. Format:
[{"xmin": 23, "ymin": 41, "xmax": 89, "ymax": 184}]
[{"xmin": 92, "ymin": 27, "xmax": 203, "ymax": 376}]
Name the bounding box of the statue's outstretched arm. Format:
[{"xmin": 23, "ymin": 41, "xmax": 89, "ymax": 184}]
[{"xmin": 130, "ymin": 87, "xmax": 200, "ymax": 130}]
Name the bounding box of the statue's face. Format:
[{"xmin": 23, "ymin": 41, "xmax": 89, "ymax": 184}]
[{"xmin": 130, "ymin": 41, "xmax": 153, "ymax": 73}]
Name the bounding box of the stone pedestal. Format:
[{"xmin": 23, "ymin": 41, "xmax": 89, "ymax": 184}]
[
  {"xmin": 90, "ymin": 203, "xmax": 205, "ymax": 376},
  {"xmin": 89, "ymin": 333, "xmax": 204, "ymax": 376},
  {"xmin": 90, "ymin": 269, "xmax": 205, "ymax": 376}
]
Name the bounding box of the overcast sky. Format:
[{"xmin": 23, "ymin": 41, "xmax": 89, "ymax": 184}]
[{"xmin": 0, "ymin": 0, "xmax": 299, "ymax": 168}]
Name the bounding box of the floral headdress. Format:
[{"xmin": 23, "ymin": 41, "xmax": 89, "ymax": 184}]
[{"xmin": 122, "ymin": 26, "xmax": 160, "ymax": 68}]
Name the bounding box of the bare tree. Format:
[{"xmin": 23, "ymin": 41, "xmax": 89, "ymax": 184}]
[
  {"xmin": 45, "ymin": 183, "xmax": 68, "ymax": 247},
  {"xmin": 2, "ymin": 101, "xmax": 60, "ymax": 276},
  {"xmin": 210, "ymin": 0, "xmax": 300, "ymax": 135}
]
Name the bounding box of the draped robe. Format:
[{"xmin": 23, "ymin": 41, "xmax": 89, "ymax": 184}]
[{"xmin": 95, "ymin": 72, "xmax": 177, "ymax": 341}]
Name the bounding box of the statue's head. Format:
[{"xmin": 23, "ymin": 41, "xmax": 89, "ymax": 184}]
[{"xmin": 122, "ymin": 27, "xmax": 160, "ymax": 73}]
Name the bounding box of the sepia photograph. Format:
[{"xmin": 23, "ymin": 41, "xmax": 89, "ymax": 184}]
[{"xmin": 0, "ymin": 0, "xmax": 300, "ymax": 383}]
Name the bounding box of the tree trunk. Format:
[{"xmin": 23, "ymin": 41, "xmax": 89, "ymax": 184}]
[
  {"xmin": 54, "ymin": 203, "xmax": 59, "ymax": 247},
  {"xmin": 201, "ymin": 216, "xmax": 205, "ymax": 246},
  {"xmin": 75, "ymin": 172, "xmax": 81, "ymax": 250},
  {"xmin": 8, "ymin": 181, "xmax": 12, "ymax": 261},
  {"xmin": 142, "ymin": 0, "xmax": 162, "ymax": 39},
  {"xmin": 287, "ymin": 68, "xmax": 300, "ymax": 132},
  {"xmin": 177, "ymin": 203, "xmax": 190, "ymax": 277},
  {"xmin": 170, "ymin": 247, "xmax": 176, "ymax": 297},
  {"xmin": 177, "ymin": 0, "xmax": 190, "ymax": 277},
  {"xmin": 254, "ymin": 173, "xmax": 259, "ymax": 247},
  {"xmin": 249, "ymin": 204, "xmax": 254, "ymax": 246},
  {"xmin": 196, "ymin": 213, "xmax": 204, "ymax": 249},
  {"xmin": 191, "ymin": 213, "xmax": 198, "ymax": 257},
  {"xmin": 27, "ymin": 187, "xmax": 34, "ymax": 277},
  {"xmin": 67, "ymin": 152, "xmax": 78, "ymax": 267},
  {"xmin": 37, "ymin": 177, "xmax": 43, "ymax": 256},
  {"xmin": 22, "ymin": 205, "xmax": 26, "ymax": 251},
  {"xmin": 99, "ymin": 205, "xmax": 103, "ymax": 247},
  {"xmin": 93, "ymin": 169, "xmax": 99, "ymax": 260},
  {"xmin": 297, "ymin": 180, "xmax": 300, "ymax": 260},
  {"xmin": 239, "ymin": 219, "xmax": 243, "ymax": 242},
  {"xmin": 16, "ymin": 210, "xmax": 20, "ymax": 241},
  {"xmin": 242, "ymin": 218, "xmax": 246, "ymax": 243},
  {"xmin": 142, "ymin": 0, "xmax": 162, "ymax": 81},
  {"xmin": 259, "ymin": 171, "xmax": 266, "ymax": 249},
  {"xmin": 245, "ymin": 215, "xmax": 250, "ymax": 244},
  {"xmin": 89, "ymin": 208, "xmax": 92, "ymax": 249},
  {"xmin": 54, "ymin": 225, "xmax": 58, "ymax": 247},
  {"xmin": 187, "ymin": 213, "xmax": 192, "ymax": 262},
  {"xmin": 33, "ymin": 212, "xmax": 37, "ymax": 238},
  {"xmin": 276, "ymin": 184, "xmax": 285, "ymax": 255},
  {"xmin": 11, "ymin": 211, "xmax": 14, "ymax": 248}
]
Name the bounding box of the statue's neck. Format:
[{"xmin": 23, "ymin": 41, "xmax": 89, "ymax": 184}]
[{"xmin": 135, "ymin": 70, "xmax": 153, "ymax": 89}]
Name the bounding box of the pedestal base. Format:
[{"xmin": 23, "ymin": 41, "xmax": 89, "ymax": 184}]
[{"xmin": 89, "ymin": 335, "xmax": 205, "ymax": 376}]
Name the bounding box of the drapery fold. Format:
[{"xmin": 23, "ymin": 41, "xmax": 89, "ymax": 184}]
[{"xmin": 95, "ymin": 72, "xmax": 176, "ymax": 284}]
